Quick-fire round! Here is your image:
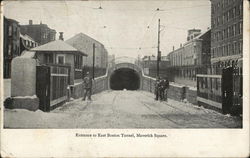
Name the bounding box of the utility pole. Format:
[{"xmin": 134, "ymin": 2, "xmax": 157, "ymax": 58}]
[
  {"xmin": 92, "ymin": 43, "xmax": 95, "ymax": 80},
  {"xmin": 157, "ymin": 18, "xmax": 161, "ymax": 78}
]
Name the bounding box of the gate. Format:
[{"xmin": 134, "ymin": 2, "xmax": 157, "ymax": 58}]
[
  {"xmin": 36, "ymin": 65, "xmax": 70, "ymax": 112},
  {"xmin": 222, "ymin": 66, "xmax": 242, "ymax": 115},
  {"xmin": 222, "ymin": 67, "xmax": 233, "ymax": 114}
]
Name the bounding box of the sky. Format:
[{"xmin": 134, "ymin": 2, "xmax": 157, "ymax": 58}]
[{"xmin": 3, "ymin": 0, "xmax": 211, "ymax": 58}]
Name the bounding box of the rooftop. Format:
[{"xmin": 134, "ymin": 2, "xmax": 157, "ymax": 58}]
[
  {"xmin": 66, "ymin": 32, "xmax": 104, "ymax": 47},
  {"xmin": 20, "ymin": 34, "xmax": 36, "ymax": 42},
  {"xmin": 31, "ymin": 40, "xmax": 87, "ymax": 56}
]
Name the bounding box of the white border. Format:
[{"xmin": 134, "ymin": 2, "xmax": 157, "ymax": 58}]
[{"xmin": 0, "ymin": 1, "xmax": 249, "ymax": 157}]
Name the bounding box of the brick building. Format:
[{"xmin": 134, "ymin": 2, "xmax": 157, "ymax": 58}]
[
  {"xmin": 66, "ymin": 33, "xmax": 108, "ymax": 69},
  {"xmin": 20, "ymin": 20, "xmax": 56, "ymax": 45},
  {"xmin": 210, "ymin": 0, "xmax": 243, "ymax": 74},
  {"xmin": 167, "ymin": 29, "xmax": 211, "ymax": 87},
  {"xmin": 3, "ymin": 17, "xmax": 21, "ymax": 78}
]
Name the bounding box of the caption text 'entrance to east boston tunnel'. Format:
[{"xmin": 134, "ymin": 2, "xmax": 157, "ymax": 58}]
[{"xmin": 110, "ymin": 68, "xmax": 140, "ymax": 90}]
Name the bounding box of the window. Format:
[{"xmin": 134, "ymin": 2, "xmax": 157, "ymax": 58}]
[
  {"xmin": 233, "ymin": 7, "xmax": 236, "ymax": 18},
  {"xmin": 227, "ymin": 11, "xmax": 230, "ymax": 21},
  {"xmin": 225, "ymin": 44, "xmax": 228, "ymax": 56},
  {"xmin": 231, "ymin": 43, "xmax": 235, "ymax": 55},
  {"xmin": 222, "ymin": 45, "xmax": 224, "ymax": 56},
  {"xmin": 44, "ymin": 54, "xmax": 53, "ymax": 64},
  {"xmin": 8, "ymin": 44, "xmax": 12, "ymax": 55},
  {"xmin": 57, "ymin": 55, "xmax": 65, "ymax": 64},
  {"xmin": 8, "ymin": 26, "xmax": 12, "ymax": 36},
  {"xmin": 234, "ymin": 42, "xmax": 237, "ymax": 54},
  {"xmin": 239, "ymin": 21, "xmax": 243, "ymax": 34},
  {"xmin": 224, "ymin": 29, "xmax": 227, "ymax": 38},
  {"xmin": 74, "ymin": 55, "xmax": 83, "ymax": 69},
  {"xmin": 239, "ymin": 3, "xmax": 242, "ymax": 15},
  {"xmin": 239, "ymin": 41, "xmax": 242, "ymax": 54},
  {"xmin": 233, "ymin": 24, "xmax": 236, "ymax": 36}
]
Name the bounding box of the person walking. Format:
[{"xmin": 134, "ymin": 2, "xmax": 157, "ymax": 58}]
[
  {"xmin": 159, "ymin": 78, "xmax": 165, "ymax": 101},
  {"xmin": 82, "ymin": 72, "xmax": 92, "ymax": 101},
  {"xmin": 163, "ymin": 78, "xmax": 169, "ymax": 101}
]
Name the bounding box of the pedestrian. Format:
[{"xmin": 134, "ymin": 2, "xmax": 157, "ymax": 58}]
[
  {"xmin": 82, "ymin": 72, "xmax": 92, "ymax": 101},
  {"xmin": 159, "ymin": 78, "xmax": 165, "ymax": 101},
  {"xmin": 154, "ymin": 77, "xmax": 160, "ymax": 100},
  {"xmin": 163, "ymin": 78, "xmax": 169, "ymax": 101}
]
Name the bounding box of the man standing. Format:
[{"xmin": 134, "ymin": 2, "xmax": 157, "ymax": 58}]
[
  {"xmin": 163, "ymin": 78, "xmax": 169, "ymax": 101},
  {"xmin": 82, "ymin": 72, "xmax": 92, "ymax": 101},
  {"xmin": 159, "ymin": 78, "xmax": 165, "ymax": 101}
]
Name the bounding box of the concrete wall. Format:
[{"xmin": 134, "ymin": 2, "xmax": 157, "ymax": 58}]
[
  {"xmin": 186, "ymin": 87, "xmax": 197, "ymax": 105},
  {"xmin": 92, "ymin": 75, "xmax": 108, "ymax": 94},
  {"xmin": 11, "ymin": 57, "xmax": 37, "ymax": 97},
  {"xmin": 141, "ymin": 72, "xmax": 198, "ymax": 104},
  {"xmin": 70, "ymin": 71, "xmax": 108, "ymax": 99}
]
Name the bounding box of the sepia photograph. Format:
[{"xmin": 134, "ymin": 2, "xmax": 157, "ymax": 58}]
[
  {"xmin": 1, "ymin": 0, "xmax": 249, "ymax": 157},
  {"xmin": 2, "ymin": 0, "xmax": 245, "ymax": 129}
]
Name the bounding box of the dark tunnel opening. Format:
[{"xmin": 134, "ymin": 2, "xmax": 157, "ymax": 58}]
[{"xmin": 110, "ymin": 68, "xmax": 140, "ymax": 90}]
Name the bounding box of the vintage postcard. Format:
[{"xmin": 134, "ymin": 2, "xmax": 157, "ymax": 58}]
[{"xmin": 0, "ymin": 0, "xmax": 249, "ymax": 157}]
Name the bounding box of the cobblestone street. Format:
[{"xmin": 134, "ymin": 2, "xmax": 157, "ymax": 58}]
[{"xmin": 4, "ymin": 90, "xmax": 242, "ymax": 128}]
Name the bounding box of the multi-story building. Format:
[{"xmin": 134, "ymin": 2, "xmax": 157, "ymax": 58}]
[
  {"xmin": 66, "ymin": 33, "xmax": 108, "ymax": 69},
  {"xmin": 167, "ymin": 29, "xmax": 211, "ymax": 86},
  {"xmin": 210, "ymin": 0, "xmax": 243, "ymax": 74},
  {"xmin": 20, "ymin": 20, "xmax": 56, "ymax": 45},
  {"xmin": 20, "ymin": 34, "xmax": 39, "ymax": 54},
  {"xmin": 196, "ymin": 0, "xmax": 243, "ymax": 114},
  {"xmin": 3, "ymin": 17, "xmax": 21, "ymax": 78}
]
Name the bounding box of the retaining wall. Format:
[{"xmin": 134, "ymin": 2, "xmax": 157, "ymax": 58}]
[{"xmin": 141, "ymin": 73, "xmax": 197, "ymax": 104}]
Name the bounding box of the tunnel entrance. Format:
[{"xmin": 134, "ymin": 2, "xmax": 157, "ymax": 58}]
[{"xmin": 110, "ymin": 68, "xmax": 140, "ymax": 90}]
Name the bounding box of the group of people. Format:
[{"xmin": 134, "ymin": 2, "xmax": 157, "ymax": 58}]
[{"xmin": 155, "ymin": 77, "xmax": 169, "ymax": 101}]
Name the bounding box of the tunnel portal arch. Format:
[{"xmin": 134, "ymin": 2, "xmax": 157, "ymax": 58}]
[{"xmin": 108, "ymin": 62, "xmax": 142, "ymax": 90}]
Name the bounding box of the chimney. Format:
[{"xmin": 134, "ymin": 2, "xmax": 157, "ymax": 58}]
[
  {"xmin": 180, "ymin": 43, "xmax": 182, "ymax": 47},
  {"xmin": 29, "ymin": 20, "xmax": 33, "ymax": 25},
  {"xmin": 173, "ymin": 46, "xmax": 175, "ymax": 51},
  {"xmin": 59, "ymin": 32, "xmax": 64, "ymax": 41}
]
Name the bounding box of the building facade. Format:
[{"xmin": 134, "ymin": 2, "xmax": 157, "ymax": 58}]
[
  {"xmin": 31, "ymin": 40, "xmax": 87, "ymax": 85},
  {"xmin": 66, "ymin": 33, "xmax": 108, "ymax": 69},
  {"xmin": 196, "ymin": 0, "xmax": 244, "ymax": 113},
  {"xmin": 3, "ymin": 17, "xmax": 21, "ymax": 78},
  {"xmin": 20, "ymin": 34, "xmax": 39, "ymax": 54},
  {"xmin": 167, "ymin": 29, "xmax": 211, "ymax": 87},
  {"xmin": 20, "ymin": 20, "xmax": 56, "ymax": 45},
  {"xmin": 210, "ymin": 0, "xmax": 243, "ymax": 74}
]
